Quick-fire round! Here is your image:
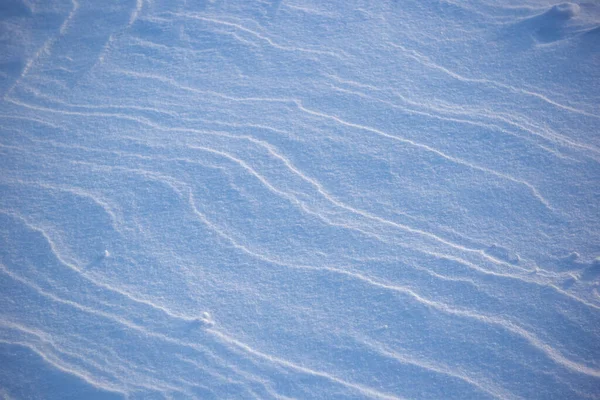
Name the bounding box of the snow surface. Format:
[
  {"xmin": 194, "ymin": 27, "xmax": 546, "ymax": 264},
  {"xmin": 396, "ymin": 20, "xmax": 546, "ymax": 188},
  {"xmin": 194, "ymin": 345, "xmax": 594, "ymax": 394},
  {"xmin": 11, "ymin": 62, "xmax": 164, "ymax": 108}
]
[{"xmin": 1, "ymin": 0, "xmax": 599, "ymax": 399}]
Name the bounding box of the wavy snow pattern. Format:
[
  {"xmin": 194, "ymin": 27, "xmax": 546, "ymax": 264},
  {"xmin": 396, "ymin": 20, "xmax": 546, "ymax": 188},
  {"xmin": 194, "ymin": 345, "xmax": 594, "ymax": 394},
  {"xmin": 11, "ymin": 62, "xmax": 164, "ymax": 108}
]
[{"xmin": 1, "ymin": 0, "xmax": 599, "ymax": 399}]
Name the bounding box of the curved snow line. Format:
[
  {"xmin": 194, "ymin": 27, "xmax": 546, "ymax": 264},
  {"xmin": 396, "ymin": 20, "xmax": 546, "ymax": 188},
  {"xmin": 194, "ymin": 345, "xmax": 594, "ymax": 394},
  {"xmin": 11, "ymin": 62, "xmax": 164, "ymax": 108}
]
[
  {"xmin": 387, "ymin": 41, "xmax": 600, "ymax": 121},
  {"xmin": 6, "ymin": 98, "xmax": 526, "ymax": 275},
  {"xmin": 324, "ymin": 80, "xmax": 573, "ymax": 161},
  {"xmin": 33, "ymin": 160, "xmax": 598, "ymax": 379},
  {"xmin": 3, "ymin": 0, "xmax": 80, "ymax": 99},
  {"xmin": 356, "ymin": 337, "xmax": 520, "ymax": 400},
  {"xmin": 208, "ymin": 329, "xmax": 405, "ymax": 400},
  {"xmin": 62, "ymin": 148, "xmax": 599, "ymax": 311},
  {"xmin": 325, "ymin": 73, "xmax": 599, "ymax": 159},
  {"xmin": 0, "ymin": 210, "xmax": 201, "ymax": 324},
  {"xmin": 295, "ymin": 100, "xmax": 555, "ymax": 212},
  {"xmin": 4, "ymin": 125, "xmax": 594, "ymax": 312},
  {"xmin": 162, "ymin": 12, "xmax": 349, "ymax": 60},
  {"xmin": 0, "ymin": 260, "xmax": 400, "ymax": 400},
  {"xmin": 0, "ymin": 263, "xmax": 229, "ymax": 390},
  {"xmin": 0, "ymin": 337, "xmax": 126, "ymax": 397}
]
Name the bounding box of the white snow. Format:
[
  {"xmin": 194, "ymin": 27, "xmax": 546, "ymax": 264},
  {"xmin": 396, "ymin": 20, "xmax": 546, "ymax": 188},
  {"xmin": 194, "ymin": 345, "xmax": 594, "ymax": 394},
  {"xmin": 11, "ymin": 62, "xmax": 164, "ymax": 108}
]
[{"xmin": 1, "ymin": 0, "xmax": 599, "ymax": 399}]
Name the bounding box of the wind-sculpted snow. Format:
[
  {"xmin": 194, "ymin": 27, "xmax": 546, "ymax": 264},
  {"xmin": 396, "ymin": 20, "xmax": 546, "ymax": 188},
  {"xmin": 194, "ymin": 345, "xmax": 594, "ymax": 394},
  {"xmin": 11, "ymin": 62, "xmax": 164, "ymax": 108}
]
[{"xmin": 1, "ymin": 0, "xmax": 599, "ymax": 399}]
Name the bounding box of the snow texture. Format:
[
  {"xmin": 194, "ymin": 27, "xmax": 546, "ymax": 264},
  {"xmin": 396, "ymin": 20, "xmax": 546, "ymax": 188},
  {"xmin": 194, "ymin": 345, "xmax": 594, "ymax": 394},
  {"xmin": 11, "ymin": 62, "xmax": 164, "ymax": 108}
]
[{"xmin": 1, "ymin": 0, "xmax": 599, "ymax": 399}]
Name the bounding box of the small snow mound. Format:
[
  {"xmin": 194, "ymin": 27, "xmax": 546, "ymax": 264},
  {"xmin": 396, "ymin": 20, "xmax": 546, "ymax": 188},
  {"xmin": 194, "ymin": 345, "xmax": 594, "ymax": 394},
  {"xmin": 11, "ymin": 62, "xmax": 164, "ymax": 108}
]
[
  {"xmin": 548, "ymin": 3, "xmax": 580, "ymax": 20},
  {"xmin": 524, "ymin": 3, "xmax": 583, "ymax": 43},
  {"xmin": 202, "ymin": 311, "xmax": 215, "ymax": 325},
  {"xmin": 484, "ymin": 244, "xmax": 520, "ymax": 265},
  {"xmin": 563, "ymin": 252, "xmax": 579, "ymax": 262},
  {"xmin": 185, "ymin": 312, "xmax": 215, "ymax": 329},
  {"xmin": 555, "ymin": 251, "xmax": 583, "ymax": 270},
  {"xmin": 573, "ymin": 257, "xmax": 600, "ymax": 282},
  {"xmin": 502, "ymin": 3, "xmax": 585, "ymax": 47}
]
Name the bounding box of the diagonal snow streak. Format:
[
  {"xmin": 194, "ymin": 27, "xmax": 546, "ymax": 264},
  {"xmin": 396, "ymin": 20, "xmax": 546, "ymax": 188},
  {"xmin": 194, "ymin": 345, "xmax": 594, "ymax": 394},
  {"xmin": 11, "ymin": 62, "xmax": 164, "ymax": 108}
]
[{"xmin": 3, "ymin": 0, "xmax": 80, "ymax": 99}]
